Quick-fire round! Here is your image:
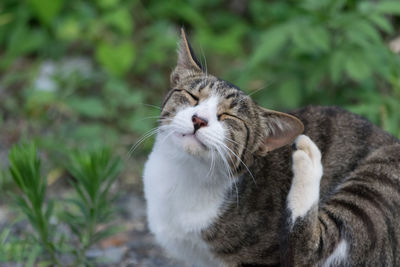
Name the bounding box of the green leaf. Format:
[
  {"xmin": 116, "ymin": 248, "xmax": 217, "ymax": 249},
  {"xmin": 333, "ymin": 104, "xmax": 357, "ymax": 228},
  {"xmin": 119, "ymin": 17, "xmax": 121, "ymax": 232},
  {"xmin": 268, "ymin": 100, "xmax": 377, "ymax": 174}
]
[
  {"xmin": 7, "ymin": 26, "xmax": 46, "ymax": 58},
  {"xmin": 291, "ymin": 28, "xmax": 310, "ymax": 51},
  {"xmin": 0, "ymin": 228, "xmax": 11, "ymax": 245},
  {"xmin": 249, "ymin": 24, "xmax": 291, "ymax": 67},
  {"xmin": 26, "ymin": 246, "xmax": 42, "ymax": 267},
  {"xmin": 56, "ymin": 17, "xmax": 81, "ymax": 41},
  {"xmin": 345, "ymin": 51, "xmax": 372, "ymax": 80},
  {"xmin": 64, "ymin": 198, "xmax": 89, "ymax": 218},
  {"xmin": 28, "ymin": 0, "xmax": 64, "ymax": 25},
  {"xmin": 351, "ymin": 20, "xmax": 381, "ymax": 43},
  {"xmin": 277, "ymin": 79, "xmax": 302, "ymax": 108},
  {"xmin": 375, "ymin": 1, "xmax": 400, "ymax": 15},
  {"xmin": 330, "ymin": 50, "xmax": 346, "ymax": 82},
  {"xmin": 95, "ymin": 41, "xmax": 136, "ymax": 76},
  {"xmin": 368, "ymin": 14, "xmax": 393, "ymax": 33},
  {"xmin": 96, "ymin": 0, "xmax": 120, "ymax": 9},
  {"xmin": 304, "ymin": 26, "xmax": 330, "ymax": 52},
  {"xmin": 103, "ymin": 78, "xmax": 145, "ymax": 108},
  {"xmin": 103, "ymin": 8, "xmax": 133, "ymax": 35},
  {"xmin": 199, "ymin": 23, "xmax": 247, "ymax": 55},
  {"xmin": 44, "ymin": 200, "xmax": 54, "ymax": 220},
  {"xmin": 291, "ymin": 21, "xmax": 330, "ymax": 52}
]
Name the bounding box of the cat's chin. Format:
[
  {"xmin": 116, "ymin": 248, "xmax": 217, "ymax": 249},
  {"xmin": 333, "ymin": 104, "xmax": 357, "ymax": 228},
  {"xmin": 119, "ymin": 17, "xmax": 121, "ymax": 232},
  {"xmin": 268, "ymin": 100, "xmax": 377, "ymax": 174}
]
[
  {"xmin": 160, "ymin": 131, "xmax": 211, "ymax": 158},
  {"xmin": 165, "ymin": 132, "xmax": 208, "ymax": 157},
  {"xmin": 180, "ymin": 133, "xmax": 208, "ymax": 156}
]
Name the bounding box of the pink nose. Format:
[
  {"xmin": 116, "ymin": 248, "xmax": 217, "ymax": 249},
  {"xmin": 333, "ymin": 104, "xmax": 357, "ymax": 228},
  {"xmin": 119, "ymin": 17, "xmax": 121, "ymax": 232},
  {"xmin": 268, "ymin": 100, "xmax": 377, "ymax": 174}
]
[{"xmin": 192, "ymin": 115, "xmax": 208, "ymax": 132}]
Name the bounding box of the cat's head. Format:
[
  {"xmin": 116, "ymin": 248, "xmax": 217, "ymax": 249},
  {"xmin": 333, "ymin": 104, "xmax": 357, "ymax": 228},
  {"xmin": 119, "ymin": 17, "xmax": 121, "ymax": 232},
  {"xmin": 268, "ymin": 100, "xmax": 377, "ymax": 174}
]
[{"xmin": 158, "ymin": 29, "xmax": 303, "ymax": 174}]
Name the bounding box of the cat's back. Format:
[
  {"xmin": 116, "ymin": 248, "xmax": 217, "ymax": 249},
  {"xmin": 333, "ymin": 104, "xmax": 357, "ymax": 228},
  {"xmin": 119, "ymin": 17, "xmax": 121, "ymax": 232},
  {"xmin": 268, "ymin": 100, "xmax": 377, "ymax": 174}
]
[
  {"xmin": 203, "ymin": 106, "xmax": 400, "ymax": 265},
  {"xmin": 292, "ymin": 105, "xmax": 398, "ymax": 151}
]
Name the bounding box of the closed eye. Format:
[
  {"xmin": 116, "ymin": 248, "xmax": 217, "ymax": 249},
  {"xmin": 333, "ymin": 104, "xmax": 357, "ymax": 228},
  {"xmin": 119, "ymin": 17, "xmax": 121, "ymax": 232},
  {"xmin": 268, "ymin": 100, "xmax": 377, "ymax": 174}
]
[
  {"xmin": 218, "ymin": 112, "xmax": 248, "ymax": 129},
  {"xmin": 162, "ymin": 89, "xmax": 199, "ymax": 108},
  {"xmin": 218, "ymin": 112, "xmax": 240, "ymax": 121},
  {"xmin": 182, "ymin": 89, "xmax": 199, "ymax": 104}
]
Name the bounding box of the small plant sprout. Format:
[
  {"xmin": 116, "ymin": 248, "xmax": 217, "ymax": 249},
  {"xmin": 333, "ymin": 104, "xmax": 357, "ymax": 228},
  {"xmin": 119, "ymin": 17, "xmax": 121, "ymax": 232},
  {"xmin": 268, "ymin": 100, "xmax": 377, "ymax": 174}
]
[
  {"xmin": 64, "ymin": 148, "xmax": 122, "ymax": 264},
  {"xmin": 6, "ymin": 143, "xmax": 122, "ymax": 266},
  {"xmin": 8, "ymin": 143, "xmax": 61, "ymax": 265}
]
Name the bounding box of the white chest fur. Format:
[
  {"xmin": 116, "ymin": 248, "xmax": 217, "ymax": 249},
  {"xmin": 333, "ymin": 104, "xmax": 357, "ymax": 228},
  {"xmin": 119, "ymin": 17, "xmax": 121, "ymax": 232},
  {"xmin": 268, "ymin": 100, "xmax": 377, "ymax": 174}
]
[{"xmin": 143, "ymin": 137, "xmax": 231, "ymax": 266}]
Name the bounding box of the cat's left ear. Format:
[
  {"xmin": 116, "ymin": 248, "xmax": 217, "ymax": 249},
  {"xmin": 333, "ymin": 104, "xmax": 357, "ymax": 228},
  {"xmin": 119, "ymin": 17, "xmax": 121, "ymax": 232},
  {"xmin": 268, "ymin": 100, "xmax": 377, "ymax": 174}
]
[
  {"xmin": 257, "ymin": 108, "xmax": 304, "ymax": 155},
  {"xmin": 171, "ymin": 28, "xmax": 204, "ymax": 86}
]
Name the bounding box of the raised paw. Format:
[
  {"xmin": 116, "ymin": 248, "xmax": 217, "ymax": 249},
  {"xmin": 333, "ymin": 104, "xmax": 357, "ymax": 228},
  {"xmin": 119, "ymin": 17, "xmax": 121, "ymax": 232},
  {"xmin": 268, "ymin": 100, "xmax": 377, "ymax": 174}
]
[
  {"xmin": 292, "ymin": 135, "xmax": 322, "ymax": 179},
  {"xmin": 287, "ymin": 135, "xmax": 323, "ymax": 222}
]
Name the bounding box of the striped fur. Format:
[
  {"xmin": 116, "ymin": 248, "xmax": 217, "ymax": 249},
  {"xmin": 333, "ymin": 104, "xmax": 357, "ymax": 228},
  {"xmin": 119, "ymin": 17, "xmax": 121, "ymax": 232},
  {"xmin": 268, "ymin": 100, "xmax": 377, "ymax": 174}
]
[{"xmin": 146, "ymin": 29, "xmax": 400, "ymax": 266}]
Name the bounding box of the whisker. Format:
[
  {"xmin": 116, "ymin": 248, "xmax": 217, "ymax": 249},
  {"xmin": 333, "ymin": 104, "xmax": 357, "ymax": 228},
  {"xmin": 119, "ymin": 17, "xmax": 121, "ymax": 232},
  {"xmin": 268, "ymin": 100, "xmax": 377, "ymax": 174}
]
[
  {"xmin": 220, "ymin": 142, "xmax": 257, "ymax": 186},
  {"xmin": 127, "ymin": 126, "xmax": 168, "ymax": 158},
  {"xmin": 205, "ymin": 149, "xmax": 215, "ymax": 179},
  {"xmin": 138, "ymin": 116, "xmax": 163, "ymax": 122},
  {"xmin": 128, "ymin": 129, "xmax": 159, "ymax": 157},
  {"xmin": 159, "ymin": 129, "xmax": 176, "ymax": 144},
  {"xmin": 205, "ymin": 132, "xmax": 257, "ymax": 186},
  {"xmin": 170, "ymin": 117, "xmax": 193, "ymax": 133},
  {"xmin": 139, "ymin": 103, "xmax": 162, "ymax": 110},
  {"xmin": 157, "ymin": 117, "xmax": 173, "ymax": 124},
  {"xmin": 221, "ymin": 147, "xmax": 239, "ymax": 205},
  {"xmin": 247, "ymin": 81, "xmax": 272, "ymax": 97},
  {"xmin": 221, "ymin": 131, "xmax": 254, "ymax": 155},
  {"xmin": 214, "ymin": 145, "xmax": 238, "ymax": 205},
  {"xmin": 205, "ymin": 133, "xmax": 239, "ymax": 205},
  {"xmin": 199, "ymin": 45, "xmax": 208, "ymax": 79}
]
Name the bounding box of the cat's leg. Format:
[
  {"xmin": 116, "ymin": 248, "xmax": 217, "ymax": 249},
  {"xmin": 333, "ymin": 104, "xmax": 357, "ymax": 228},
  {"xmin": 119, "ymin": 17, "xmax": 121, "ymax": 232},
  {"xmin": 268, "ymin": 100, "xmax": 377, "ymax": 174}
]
[
  {"xmin": 282, "ymin": 139, "xmax": 400, "ymax": 266},
  {"xmin": 281, "ymin": 135, "xmax": 345, "ymax": 266},
  {"xmin": 287, "ymin": 135, "xmax": 323, "ymax": 222}
]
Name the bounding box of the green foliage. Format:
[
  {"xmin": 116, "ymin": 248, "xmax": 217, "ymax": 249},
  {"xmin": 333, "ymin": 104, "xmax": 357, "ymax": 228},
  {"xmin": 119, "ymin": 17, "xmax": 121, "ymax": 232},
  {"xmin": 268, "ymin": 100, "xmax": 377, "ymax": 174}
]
[
  {"xmin": 0, "ymin": 227, "xmax": 43, "ymax": 265},
  {"xmin": 0, "ymin": 0, "xmax": 400, "ymax": 161},
  {"xmin": 1, "ymin": 0, "xmax": 400, "ymax": 264},
  {"xmin": 28, "ymin": 0, "xmax": 64, "ymax": 25},
  {"xmin": 95, "ymin": 41, "xmax": 136, "ymax": 76},
  {"xmin": 4, "ymin": 143, "xmax": 122, "ymax": 266},
  {"xmin": 64, "ymin": 148, "xmax": 122, "ymax": 250},
  {"xmin": 241, "ymin": 0, "xmax": 400, "ymax": 137},
  {"xmin": 8, "ymin": 143, "xmax": 58, "ymax": 264}
]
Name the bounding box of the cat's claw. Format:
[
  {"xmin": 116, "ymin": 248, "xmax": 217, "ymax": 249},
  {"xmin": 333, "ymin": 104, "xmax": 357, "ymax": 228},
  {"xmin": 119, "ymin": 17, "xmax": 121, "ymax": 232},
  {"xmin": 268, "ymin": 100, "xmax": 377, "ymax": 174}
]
[{"xmin": 288, "ymin": 135, "xmax": 323, "ymax": 223}]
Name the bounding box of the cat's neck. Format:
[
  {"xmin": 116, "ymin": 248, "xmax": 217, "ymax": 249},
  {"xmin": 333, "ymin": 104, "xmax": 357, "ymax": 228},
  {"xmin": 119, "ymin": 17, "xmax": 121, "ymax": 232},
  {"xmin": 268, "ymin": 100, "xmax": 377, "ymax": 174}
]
[
  {"xmin": 152, "ymin": 135, "xmax": 235, "ymax": 188},
  {"xmin": 144, "ymin": 135, "xmax": 236, "ymax": 236}
]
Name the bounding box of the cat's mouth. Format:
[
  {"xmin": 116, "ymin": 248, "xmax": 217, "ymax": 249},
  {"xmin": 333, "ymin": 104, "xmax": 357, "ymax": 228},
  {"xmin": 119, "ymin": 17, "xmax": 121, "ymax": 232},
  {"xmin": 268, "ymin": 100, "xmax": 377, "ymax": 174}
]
[{"xmin": 180, "ymin": 133, "xmax": 208, "ymax": 149}]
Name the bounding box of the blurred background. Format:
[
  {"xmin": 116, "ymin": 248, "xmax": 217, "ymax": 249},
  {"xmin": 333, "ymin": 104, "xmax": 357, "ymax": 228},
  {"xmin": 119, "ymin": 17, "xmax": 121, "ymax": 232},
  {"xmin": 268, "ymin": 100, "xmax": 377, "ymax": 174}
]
[{"xmin": 1, "ymin": 0, "xmax": 400, "ymax": 265}]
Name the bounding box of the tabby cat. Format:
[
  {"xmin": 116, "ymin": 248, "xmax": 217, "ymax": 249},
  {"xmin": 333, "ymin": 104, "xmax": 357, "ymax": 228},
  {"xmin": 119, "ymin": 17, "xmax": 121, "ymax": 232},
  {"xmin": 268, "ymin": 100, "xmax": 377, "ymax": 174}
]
[{"xmin": 143, "ymin": 29, "xmax": 400, "ymax": 266}]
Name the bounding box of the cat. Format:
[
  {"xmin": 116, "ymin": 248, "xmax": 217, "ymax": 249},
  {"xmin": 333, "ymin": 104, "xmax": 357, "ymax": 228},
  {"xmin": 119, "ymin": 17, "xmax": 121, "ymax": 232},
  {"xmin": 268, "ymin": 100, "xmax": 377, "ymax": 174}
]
[{"xmin": 143, "ymin": 29, "xmax": 400, "ymax": 266}]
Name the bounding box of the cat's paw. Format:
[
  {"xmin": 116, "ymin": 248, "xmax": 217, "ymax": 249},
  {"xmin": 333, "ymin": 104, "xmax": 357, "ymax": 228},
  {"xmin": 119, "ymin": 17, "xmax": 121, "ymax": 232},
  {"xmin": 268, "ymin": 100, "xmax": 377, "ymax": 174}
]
[
  {"xmin": 292, "ymin": 135, "xmax": 322, "ymax": 179},
  {"xmin": 287, "ymin": 135, "xmax": 323, "ymax": 222}
]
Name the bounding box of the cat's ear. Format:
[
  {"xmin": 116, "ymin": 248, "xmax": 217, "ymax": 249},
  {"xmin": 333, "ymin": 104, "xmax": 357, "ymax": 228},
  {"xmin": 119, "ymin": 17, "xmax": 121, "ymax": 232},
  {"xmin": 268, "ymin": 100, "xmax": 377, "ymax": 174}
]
[
  {"xmin": 257, "ymin": 108, "xmax": 304, "ymax": 155},
  {"xmin": 171, "ymin": 28, "xmax": 203, "ymax": 86}
]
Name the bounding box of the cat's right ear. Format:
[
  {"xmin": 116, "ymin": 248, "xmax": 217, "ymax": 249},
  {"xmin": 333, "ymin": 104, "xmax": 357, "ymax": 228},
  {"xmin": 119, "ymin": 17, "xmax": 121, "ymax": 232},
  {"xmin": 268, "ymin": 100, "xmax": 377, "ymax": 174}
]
[
  {"xmin": 170, "ymin": 28, "xmax": 204, "ymax": 87},
  {"xmin": 257, "ymin": 108, "xmax": 304, "ymax": 155}
]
